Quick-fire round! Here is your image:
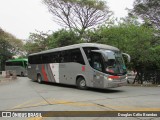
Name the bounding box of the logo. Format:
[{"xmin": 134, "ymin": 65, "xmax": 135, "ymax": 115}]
[{"xmin": 2, "ymin": 112, "xmax": 11, "ymax": 117}]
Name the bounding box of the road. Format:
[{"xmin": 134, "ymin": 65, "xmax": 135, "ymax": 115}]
[{"xmin": 0, "ymin": 77, "xmax": 160, "ymax": 120}]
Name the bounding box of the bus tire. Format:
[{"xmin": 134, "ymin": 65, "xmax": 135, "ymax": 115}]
[
  {"xmin": 21, "ymin": 72, "xmax": 24, "ymax": 77},
  {"xmin": 37, "ymin": 74, "xmax": 43, "ymax": 84},
  {"xmin": 76, "ymin": 77, "xmax": 87, "ymax": 90}
]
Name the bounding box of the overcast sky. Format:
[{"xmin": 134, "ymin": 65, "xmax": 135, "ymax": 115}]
[{"xmin": 0, "ymin": 0, "xmax": 134, "ymax": 40}]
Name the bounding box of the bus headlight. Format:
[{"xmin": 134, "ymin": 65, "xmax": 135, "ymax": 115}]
[
  {"xmin": 108, "ymin": 78, "xmax": 113, "ymax": 81},
  {"xmin": 108, "ymin": 75, "xmax": 120, "ymax": 81}
]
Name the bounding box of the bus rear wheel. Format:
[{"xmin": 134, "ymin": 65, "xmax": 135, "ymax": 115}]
[
  {"xmin": 37, "ymin": 74, "xmax": 43, "ymax": 84},
  {"xmin": 76, "ymin": 77, "xmax": 87, "ymax": 90},
  {"xmin": 21, "ymin": 72, "xmax": 24, "ymax": 77}
]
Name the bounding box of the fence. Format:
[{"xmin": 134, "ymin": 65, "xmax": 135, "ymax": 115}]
[{"xmin": 132, "ymin": 70, "xmax": 160, "ymax": 85}]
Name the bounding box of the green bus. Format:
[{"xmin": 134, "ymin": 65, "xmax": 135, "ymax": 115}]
[{"xmin": 5, "ymin": 58, "xmax": 28, "ymax": 76}]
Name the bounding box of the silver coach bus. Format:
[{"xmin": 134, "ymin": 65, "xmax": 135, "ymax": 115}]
[{"xmin": 28, "ymin": 43, "xmax": 130, "ymax": 89}]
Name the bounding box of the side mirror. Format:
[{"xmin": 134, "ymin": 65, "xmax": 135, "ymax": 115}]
[{"xmin": 122, "ymin": 53, "xmax": 131, "ymax": 62}]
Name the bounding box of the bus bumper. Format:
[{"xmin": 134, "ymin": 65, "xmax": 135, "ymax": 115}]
[{"xmin": 105, "ymin": 79, "xmax": 127, "ymax": 88}]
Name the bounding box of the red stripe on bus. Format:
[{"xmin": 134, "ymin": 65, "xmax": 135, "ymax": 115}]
[
  {"xmin": 42, "ymin": 65, "xmax": 48, "ymax": 81},
  {"xmin": 108, "ymin": 76, "xmax": 120, "ymax": 79},
  {"xmin": 82, "ymin": 66, "xmax": 85, "ymax": 71}
]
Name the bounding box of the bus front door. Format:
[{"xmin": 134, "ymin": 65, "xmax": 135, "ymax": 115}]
[{"xmin": 91, "ymin": 52, "xmax": 105, "ymax": 88}]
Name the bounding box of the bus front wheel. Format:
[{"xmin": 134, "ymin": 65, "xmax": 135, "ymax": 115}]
[
  {"xmin": 76, "ymin": 77, "xmax": 87, "ymax": 90},
  {"xmin": 37, "ymin": 74, "xmax": 43, "ymax": 84}
]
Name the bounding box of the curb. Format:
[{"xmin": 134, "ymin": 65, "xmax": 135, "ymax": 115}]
[{"xmin": 126, "ymin": 84, "xmax": 160, "ymax": 87}]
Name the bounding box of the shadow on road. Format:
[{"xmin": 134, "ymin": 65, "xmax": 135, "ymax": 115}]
[
  {"xmin": 31, "ymin": 80, "xmax": 124, "ymax": 94},
  {"xmin": 86, "ymin": 88, "xmax": 124, "ymax": 93}
]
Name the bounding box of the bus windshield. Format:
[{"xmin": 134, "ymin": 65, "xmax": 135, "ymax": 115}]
[{"xmin": 103, "ymin": 50, "xmax": 127, "ymax": 75}]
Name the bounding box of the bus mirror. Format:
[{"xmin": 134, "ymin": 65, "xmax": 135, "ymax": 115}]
[{"xmin": 122, "ymin": 53, "xmax": 131, "ymax": 62}]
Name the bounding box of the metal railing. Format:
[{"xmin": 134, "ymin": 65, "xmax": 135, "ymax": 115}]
[{"xmin": 128, "ymin": 70, "xmax": 160, "ymax": 85}]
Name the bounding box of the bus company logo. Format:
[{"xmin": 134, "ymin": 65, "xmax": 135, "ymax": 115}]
[
  {"xmin": 1, "ymin": 112, "xmax": 42, "ymax": 118},
  {"xmin": 2, "ymin": 112, "xmax": 11, "ymax": 117}
]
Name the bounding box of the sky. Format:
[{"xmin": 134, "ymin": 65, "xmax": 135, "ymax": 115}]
[{"xmin": 0, "ymin": 0, "xmax": 135, "ymax": 40}]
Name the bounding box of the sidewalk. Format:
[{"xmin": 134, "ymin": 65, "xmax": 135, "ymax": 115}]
[{"xmin": 0, "ymin": 75, "xmax": 17, "ymax": 84}]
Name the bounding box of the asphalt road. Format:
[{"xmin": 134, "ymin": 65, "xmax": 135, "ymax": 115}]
[{"xmin": 0, "ymin": 77, "xmax": 160, "ymax": 120}]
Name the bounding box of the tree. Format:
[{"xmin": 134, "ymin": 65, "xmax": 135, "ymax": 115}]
[
  {"xmin": 86, "ymin": 18, "xmax": 159, "ymax": 70},
  {"xmin": 43, "ymin": 0, "xmax": 112, "ymax": 35},
  {"xmin": 24, "ymin": 31, "xmax": 49, "ymax": 54},
  {"xmin": 0, "ymin": 28, "xmax": 24, "ymax": 70},
  {"xmin": 47, "ymin": 29, "xmax": 80, "ymax": 48},
  {"xmin": 130, "ymin": 0, "xmax": 160, "ymax": 29},
  {"xmin": 0, "ymin": 40, "xmax": 11, "ymax": 71},
  {"xmin": 24, "ymin": 30, "xmax": 80, "ymax": 54}
]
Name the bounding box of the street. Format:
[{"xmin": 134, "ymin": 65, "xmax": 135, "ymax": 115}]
[{"xmin": 0, "ymin": 77, "xmax": 160, "ymax": 120}]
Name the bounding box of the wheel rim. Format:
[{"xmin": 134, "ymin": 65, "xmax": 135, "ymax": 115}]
[
  {"xmin": 80, "ymin": 79, "xmax": 86, "ymax": 87},
  {"xmin": 38, "ymin": 76, "xmax": 41, "ymax": 82}
]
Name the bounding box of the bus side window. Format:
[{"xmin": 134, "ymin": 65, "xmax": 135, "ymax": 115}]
[
  {"xmin": 29, "ymin": 55, "xmax": 43, "ymax": 64},
  {"xmin": 70, "ymin": 49, "xmax": 85, "ymax": 65},
  {"xmin": 6, "ymin": 62, "xmax": 12, "ymax": 66},
  {"xmin": 50, "ymin": 52, "xmax": 60, "ymax": 63},
  {"xmin": 83, "ymin": 47, "xmax": 99, "ymax": 66},
  {"xmin": 60, "ymin": 50, "xmax": 69, "ymax": 63},
  {"xmin": 12, "ymin": 61, "xmax": 23, "ymax": 66}
]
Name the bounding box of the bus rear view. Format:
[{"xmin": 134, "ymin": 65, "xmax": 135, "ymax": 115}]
[
  {"xmin": 5, "ymin": 58, "xmax": 28, "ymax": 76},
  {"xmin": 28, "ymin": 43, "xmax": 130, "ymax": 89}
]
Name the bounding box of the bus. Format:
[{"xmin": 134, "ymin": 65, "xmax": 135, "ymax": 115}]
[
  {"xmin": 5, "ymin": 58, "xmax": 28, "ymax": 76},
  {"xmin": 27, "ymin": 43, "xmax": 130, "ymax": 89}
]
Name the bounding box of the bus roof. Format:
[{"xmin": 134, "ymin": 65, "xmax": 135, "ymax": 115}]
[
  {"xmin": 29, "ymin": 43, "xmax": 119, "ymax": 56},
  {"xmin": 6, "ymin": 58, "xmax": 28, "ymax": 62}
]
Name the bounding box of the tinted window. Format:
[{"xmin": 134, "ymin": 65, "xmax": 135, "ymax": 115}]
[
  {"xmin": 83, "ymin": 47, "xmax": 99, "ymax": 65},
  {"xmin": 6, "ymin": 61, "xmax": 23, "ymax": 66},
  {"xmin": 6, "ymin": 62, "xmax": 12, "ymax": 66},
  {"xmin": 69, "ymin": 48, "xmax": 85, "ymax": 65},
  {"xmin": 13, "ymin": 61, "xmax": 23, "ymax": 66},
  {"xmin": 59, "ymin": 50, "xmax": 70, "ymax": 63},
  {"xmin": 28, "ymin": 48, "xmax": 85, "ymax": 65},
  {"xmin": 28, "ymin": 55, "xmax": 42, "ymax": 64}
]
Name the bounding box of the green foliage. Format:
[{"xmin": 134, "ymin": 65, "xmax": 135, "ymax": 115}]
[
  {"xmin": 24, "ymin": 31, "xmax": 49, "ymax": 54},
  {"xmin": 86, "ymin": 19, "xmax": 160, "ymax": 70},
  {"xmin": 24, "ymin": 19, "xmax": 160, "ymax": 70},
  {"xmin": 0, "ymin": 28, "xmax": 24, "ymax": 70},
  {"xmin": 24, "ymin": 29, "xmax": 80, "ymax": 54},
  {"xmin": 47, "ymin": 29, "xmax": 81, "ymax": 48}
]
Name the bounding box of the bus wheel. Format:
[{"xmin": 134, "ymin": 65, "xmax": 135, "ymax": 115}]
[
  {"xmin": 76, "ymin": 77, "xmax": 87, "ymax": 90},
  {"xmin": 37, "ymin": 74, "xmax": 42, "ymax": 84},
  {"xmin": 21, "ymin": 72, "xmax": 24, "ymax": 77}
]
